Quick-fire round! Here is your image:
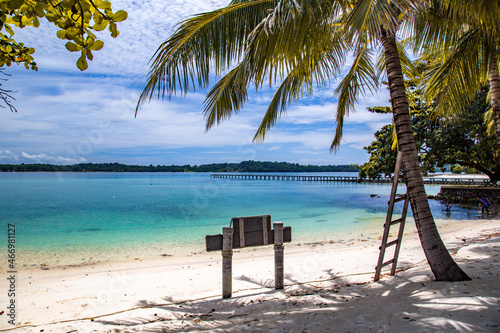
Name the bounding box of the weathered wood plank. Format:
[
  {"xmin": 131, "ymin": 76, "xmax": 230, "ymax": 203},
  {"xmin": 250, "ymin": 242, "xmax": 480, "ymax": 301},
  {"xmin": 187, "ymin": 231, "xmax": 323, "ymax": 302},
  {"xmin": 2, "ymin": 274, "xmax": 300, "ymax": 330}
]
[
  {"xmin": 206, "ymin": 226, "xmax": 292, "ymax": 252},
  {"xmin": 232, "ymin": 215, "xmax": 271, "ymax": 233}
]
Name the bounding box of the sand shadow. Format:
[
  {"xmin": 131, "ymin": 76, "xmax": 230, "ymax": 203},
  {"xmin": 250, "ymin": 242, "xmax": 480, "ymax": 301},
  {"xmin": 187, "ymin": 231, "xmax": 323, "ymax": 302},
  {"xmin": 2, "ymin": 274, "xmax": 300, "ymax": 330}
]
[{"xmin": 92, "ymin": 236, "xmax": 500, "ymax": 332}]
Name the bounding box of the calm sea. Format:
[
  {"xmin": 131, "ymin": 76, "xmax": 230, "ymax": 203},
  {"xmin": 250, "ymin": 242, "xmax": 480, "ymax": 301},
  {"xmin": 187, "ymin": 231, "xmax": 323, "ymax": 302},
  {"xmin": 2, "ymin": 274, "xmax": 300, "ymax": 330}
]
[{"xmin": 0, "ymin": 172, "xmax": 480, "ymax": 266}]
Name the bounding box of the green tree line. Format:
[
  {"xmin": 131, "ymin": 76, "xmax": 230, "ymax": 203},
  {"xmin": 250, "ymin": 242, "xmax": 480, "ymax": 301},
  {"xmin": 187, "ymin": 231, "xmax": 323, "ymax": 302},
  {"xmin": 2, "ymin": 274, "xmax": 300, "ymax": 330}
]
[{"xmin": 0, "ymin": 161, "xmax": 360, "ymax": 173}]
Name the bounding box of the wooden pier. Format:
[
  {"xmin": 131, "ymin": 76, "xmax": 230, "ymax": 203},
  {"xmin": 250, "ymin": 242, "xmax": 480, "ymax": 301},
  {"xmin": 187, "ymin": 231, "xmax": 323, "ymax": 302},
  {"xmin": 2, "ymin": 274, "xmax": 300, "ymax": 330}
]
[{"xmin": 210, "ymin": 173, "xmax": 489, "ymax": 185}]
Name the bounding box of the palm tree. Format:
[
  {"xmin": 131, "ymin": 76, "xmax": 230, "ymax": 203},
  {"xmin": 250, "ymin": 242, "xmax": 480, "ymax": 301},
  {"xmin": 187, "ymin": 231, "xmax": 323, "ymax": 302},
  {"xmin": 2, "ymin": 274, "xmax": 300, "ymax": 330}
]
[
  {"xmin": 415, "ymin": 1, "xmax": 500, "ymax": 182},
  {"xmin": 137, "ymin": 0, "xmax": 470, "ymax": 281}
]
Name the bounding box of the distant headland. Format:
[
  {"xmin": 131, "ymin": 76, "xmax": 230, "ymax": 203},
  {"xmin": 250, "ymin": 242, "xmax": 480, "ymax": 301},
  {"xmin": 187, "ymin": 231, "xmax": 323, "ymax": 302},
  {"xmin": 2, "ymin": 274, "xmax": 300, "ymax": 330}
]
[{"xmin": 0, "ymin": 160, "xmax": 360, "ymax": 173}]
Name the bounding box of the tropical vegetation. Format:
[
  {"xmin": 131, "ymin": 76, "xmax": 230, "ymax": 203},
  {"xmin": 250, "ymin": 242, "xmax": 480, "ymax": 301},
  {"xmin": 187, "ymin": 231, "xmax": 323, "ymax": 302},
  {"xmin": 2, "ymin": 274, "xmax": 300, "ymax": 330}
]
[
  {"xmin": 416, "ymin": 1, "xmax": 500, "ymax": 171},
  {"xmin": 360, "ymin": 86, "xmax": 498, "ymax": 182}
]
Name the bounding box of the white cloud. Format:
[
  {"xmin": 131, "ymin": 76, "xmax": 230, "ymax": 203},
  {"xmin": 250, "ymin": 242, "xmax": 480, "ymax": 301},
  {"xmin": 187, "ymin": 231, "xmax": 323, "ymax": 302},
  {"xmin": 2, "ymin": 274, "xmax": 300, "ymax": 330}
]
[
  {"xmin": 20, "ymin": 152, "xmax": 87, "ymax": 165},
  {"xmin": 0, "ymin": 150, "xmax": 87, "ymax": 164},
  {"xmin": 0, "ymin": 150, "xmax": 19, "ymax": 162}
]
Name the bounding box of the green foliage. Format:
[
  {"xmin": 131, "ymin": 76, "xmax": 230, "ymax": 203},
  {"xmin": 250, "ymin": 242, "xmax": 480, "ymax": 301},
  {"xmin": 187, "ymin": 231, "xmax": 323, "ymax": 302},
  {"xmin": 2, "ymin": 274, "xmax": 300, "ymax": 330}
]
[
  {"xmin": 425, "ymin": 87, "xmax": 498, "ymax": 179},
  {"xmin": 0, "ymin": 0, "xmax": 127, "ymax": 71},
  {"xmin": 360, "ymin": 86, "xmax": 499, "ymax": 181},
  {"xmin": 0, "ymin": 161, "xmax": 361, "ymax": 173},
  {"xmin": 358, "ymin": 124, "xmax": 397, "ymax": 179},
  {"xmin": 449, "ymin": 165, "xmax": 478, "ymax": 175}
]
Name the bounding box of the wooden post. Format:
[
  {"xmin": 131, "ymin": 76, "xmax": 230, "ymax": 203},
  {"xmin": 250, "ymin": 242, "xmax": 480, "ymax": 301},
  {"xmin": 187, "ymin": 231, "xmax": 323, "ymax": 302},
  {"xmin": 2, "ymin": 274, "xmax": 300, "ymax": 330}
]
[
  {"xmin": 222, "ymin": 227, "xmax": 233, "ymax": 298},
  {"xmin": 274, "ymin": 222, "xmax": 284, "ymax": 289}
]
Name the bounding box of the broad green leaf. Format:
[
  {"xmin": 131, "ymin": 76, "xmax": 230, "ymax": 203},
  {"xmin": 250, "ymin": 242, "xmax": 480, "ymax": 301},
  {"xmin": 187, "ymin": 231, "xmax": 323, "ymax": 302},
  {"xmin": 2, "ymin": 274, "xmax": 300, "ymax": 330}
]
[
  {"xmin": 11, "ymin": 0, "xmax": 23, "ymax": 10},
  {"xmin": 66, "ymin": 27, "xmax": 81, "ymax": 39},
  {"xmin": 21, "ymin": 16, "xmax": 31, "ymax": 27},
  {"xmin": 93, "ymin": 20, "xmax": 108, "ymax": 31},
  {"xmin": 109, "ymin": 22, "xmax": 118, "ymax": 38},
  {"xmin": 77, "ymin": 53, "xmax": 88, "ymax": 71},
  {"xmin": 98, "ymin": 1, "xmax": 112, "ymax": 9},
  {"xmin": 32, "ymin": 16, "xmax": 40, "ymax": 27},
  {"xmin": 60, "ymin": 0, "xmax": 73, "ymax": 9},
  {"xmin": 35, "ymin": 2, "xmax": 46, "ymax": 17},
  {"xmin": 94, "ymin": 13, "xmax": 103, "ymax": 25},
  {"xmin": 5, "ymin": 17, "xmax": 17, "ymax": 24},
  {"xmin": 56, "ymin": 30, "xmax": 67, "ymax": 39},
  {"xmin": 89, "ymin": 40, "xmax": 104, "ymax": 51},
  {"xmin": 65, "ymin": 42, "xmax": 81, "ymax": 52},
  {"xmin": 113, "ymin": 10, "xmax": 128, "ymax": 22},
  {"xmin": 45, "ymin": 12, "xmax": 57, "ymax": 22}
]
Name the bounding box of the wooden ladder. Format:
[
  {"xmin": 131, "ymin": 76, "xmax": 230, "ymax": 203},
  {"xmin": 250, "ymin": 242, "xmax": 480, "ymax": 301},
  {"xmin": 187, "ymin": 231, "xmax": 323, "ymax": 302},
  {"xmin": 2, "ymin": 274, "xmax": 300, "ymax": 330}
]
[{"xmin": 374, "ymin": 151, "xmax": 410, "ymax": 281}]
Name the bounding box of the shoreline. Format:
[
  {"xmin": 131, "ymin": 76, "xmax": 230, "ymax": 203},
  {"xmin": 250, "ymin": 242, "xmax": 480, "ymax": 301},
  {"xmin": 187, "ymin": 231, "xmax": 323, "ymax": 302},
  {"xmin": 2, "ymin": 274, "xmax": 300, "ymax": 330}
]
[
  {"xmin": 1, "ymin": 217, "xmax": 499, "ymax": 331},
  {"xmin": 3, "ymin": 212, "xmax": 496, "ymax": 272}
]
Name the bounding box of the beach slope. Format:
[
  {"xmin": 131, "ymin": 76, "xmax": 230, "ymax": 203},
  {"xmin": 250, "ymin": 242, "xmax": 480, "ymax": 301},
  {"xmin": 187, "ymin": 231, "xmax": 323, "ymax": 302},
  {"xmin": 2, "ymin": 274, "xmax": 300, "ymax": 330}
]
[{"xmin": 2, "ymin": 218, "xmax": 499, "ymax": 332}]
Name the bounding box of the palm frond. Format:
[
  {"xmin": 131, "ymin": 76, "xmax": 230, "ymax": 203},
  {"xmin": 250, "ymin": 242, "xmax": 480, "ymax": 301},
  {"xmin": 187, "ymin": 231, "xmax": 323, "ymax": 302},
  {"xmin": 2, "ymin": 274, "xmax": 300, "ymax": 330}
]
[
  {"xmin": 407, "ymin": 2, "xmax": 465, "ymax": 55},
  {"xmin": 252, "ymin": 72, "xmax": 308, "ymax": 142},
  {"xmin": 203, "ymin": 0, "xmax": 347, "ymax": 131},
  {"xmin": 424, "ymin": 28, "xmax": 490, "ymax": 117},
  {"xmin": 204, "ymin": 64, "xmax": 249, "ymax": 130},
  {"xmin": 345, "ymin": 0, "xmax": 420, "ymax": 39},
  {"xmin": 136, "ymin": 0, "xmax": 277, "ymax": 115},
  {"xmin": 242, "ymin": 0, "xmax": 344, "ymax": 88},
  {"xmin": 331, "ymin": 41, "xmax": 378, "ymax": 151}
]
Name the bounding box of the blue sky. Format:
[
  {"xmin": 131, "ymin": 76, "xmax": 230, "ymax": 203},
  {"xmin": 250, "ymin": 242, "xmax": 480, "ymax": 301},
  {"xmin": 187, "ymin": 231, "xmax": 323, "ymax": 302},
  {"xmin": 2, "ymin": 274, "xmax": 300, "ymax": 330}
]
[{"xmin": 0, "ymin": 0, "xmax": 392, "ymax": 166}]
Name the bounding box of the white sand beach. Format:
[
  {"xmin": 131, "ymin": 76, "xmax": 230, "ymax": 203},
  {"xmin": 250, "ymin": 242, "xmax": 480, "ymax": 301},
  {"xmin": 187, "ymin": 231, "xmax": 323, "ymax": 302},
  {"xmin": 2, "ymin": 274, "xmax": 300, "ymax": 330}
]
[{"xmin": 1, "ymin": 217, "xmax": 499, "ymax": 332}]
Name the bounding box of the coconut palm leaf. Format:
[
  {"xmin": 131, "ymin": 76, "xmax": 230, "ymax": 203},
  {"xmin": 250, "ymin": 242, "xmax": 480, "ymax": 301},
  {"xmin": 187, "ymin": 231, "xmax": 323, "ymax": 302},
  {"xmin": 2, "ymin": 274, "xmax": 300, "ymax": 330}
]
[
  {"xmin": 332, "ymin": 41, "xmax": 378, "ymax": 150},
  {"xmin": 203, "ymin": 64, "xmax": 249, "ymax": 129},
  {"xmin": 136, "ymin": 0, "xmax": 278, "ymax": 115},
  {"xmin": 424, "ymin": 28, "xmax": 490, "ymax": 116},
  {"xmin": 204, "ymin": 0, "xmax": 346, "ymax": 135}
]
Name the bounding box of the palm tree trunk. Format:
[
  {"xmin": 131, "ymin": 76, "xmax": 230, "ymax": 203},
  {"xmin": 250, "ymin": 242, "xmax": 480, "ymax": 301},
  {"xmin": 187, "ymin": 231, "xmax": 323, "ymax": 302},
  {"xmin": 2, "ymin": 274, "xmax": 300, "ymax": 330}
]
[
  {"xmin": 379, "ymin": 29, "xmax": 470, "ymax": 281},
  {"xmin": 488, "ymin": 52, "xmax": 500, "ymax": 174}
]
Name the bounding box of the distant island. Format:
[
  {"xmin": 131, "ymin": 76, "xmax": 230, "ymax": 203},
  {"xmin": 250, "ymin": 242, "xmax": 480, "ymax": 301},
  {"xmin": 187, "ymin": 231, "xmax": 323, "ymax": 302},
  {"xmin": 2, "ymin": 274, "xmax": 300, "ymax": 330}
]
[{"xmin": 0, "ymin": 160, "xmax": 360, "ymax": 173}]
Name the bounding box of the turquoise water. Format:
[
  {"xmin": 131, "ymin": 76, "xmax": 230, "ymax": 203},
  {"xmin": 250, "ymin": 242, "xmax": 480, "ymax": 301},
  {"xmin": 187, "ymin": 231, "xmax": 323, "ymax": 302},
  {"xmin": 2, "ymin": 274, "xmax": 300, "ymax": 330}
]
[{"xmin": 0, "ymin": 172, "xmax": 479, "ymax": 266}]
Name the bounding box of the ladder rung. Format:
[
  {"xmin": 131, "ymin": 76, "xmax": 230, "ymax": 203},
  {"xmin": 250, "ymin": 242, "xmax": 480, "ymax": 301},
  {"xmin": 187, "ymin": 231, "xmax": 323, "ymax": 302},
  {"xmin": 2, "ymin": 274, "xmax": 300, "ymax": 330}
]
[
  {"xmin": 386, "ymin": 239, "xmax": 399, "ymax": 247},
  {"xmin": 390, "ymin": 218, "xmax": 403, "ymax": 226},
  {"xmin": 394, "ymin": 195, "xmax": 406, "ymax": 203},
  {"xmin": 381, "ymin": 259, "xmax": 394, "ymax": 268},
  {"xmin": 379, "ymin": 238, "xmax": 399, "ymax": 250}
]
